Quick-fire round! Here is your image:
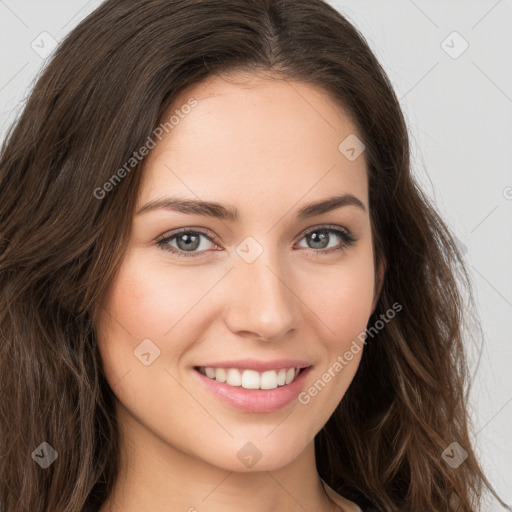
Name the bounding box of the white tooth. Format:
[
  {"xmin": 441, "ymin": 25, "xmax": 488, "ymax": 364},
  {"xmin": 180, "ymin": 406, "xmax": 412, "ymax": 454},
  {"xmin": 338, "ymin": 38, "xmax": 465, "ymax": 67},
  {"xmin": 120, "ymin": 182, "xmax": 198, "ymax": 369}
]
[
  {"xmin": 277, "ymin": 369, "xmax": 287, "ymax": 386},
  {"xmin": 241, "ymin": 370, "xmax": 260, "ymax": 389},
  {"xmin": 226, "ymin": 368, "xmax": 242, "ymax": 386},
  {"xmin": 210, "ymin": 367, "xmax": 299, "ymax": 388},
  {"xmin": 285, "ymin": 368, "xmax": 295, "ymax": 385},
  {"xmin": 215, "ymin": 368, "xmax": 227, "ymax": 382},
  {"xmin": 260, "ymin": 370, "xmax": 278, "ymax": 389}
]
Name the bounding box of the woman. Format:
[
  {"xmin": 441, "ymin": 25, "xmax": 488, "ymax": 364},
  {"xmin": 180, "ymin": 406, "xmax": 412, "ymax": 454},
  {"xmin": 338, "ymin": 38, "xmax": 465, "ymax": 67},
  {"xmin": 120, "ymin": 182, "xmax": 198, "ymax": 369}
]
[{"xmin": 0, "ymin": 1, "xmax": 509, "ymax": 511}]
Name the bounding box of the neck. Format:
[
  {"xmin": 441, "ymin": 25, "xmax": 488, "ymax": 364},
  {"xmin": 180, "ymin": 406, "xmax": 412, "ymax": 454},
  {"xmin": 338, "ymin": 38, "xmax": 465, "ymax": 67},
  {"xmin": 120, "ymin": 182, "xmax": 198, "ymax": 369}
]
[{"xmin": 99, "ymin": 402, "xmax": 335, "ymax": 512}]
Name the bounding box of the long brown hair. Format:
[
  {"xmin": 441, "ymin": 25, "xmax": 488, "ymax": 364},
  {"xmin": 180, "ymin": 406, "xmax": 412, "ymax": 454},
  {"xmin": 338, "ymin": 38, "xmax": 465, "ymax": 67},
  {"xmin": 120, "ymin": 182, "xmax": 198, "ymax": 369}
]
[{"xmin": 0, "ymin": 1, "xmax": 509, "ymax": 511}]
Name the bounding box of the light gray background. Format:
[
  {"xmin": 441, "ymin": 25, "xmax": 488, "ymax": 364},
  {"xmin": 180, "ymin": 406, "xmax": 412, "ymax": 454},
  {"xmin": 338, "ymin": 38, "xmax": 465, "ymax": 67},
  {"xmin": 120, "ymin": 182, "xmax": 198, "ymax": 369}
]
[{"xmin": 1, "ymin": 0, "xmax": 510, "ymax": 509}]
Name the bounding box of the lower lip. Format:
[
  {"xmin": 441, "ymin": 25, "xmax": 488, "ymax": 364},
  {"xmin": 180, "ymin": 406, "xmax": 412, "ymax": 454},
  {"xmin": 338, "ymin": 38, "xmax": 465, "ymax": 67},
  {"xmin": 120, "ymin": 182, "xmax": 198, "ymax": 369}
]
[{"xmin": 192, "ymin": 367, "xmax": 312, "ymax": 413}]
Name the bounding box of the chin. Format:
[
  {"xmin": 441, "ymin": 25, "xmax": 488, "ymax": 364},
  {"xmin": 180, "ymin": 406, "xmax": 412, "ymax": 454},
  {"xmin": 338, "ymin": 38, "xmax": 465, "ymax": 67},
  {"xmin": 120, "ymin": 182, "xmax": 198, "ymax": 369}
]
[{"xmin": 195, "ymin": 430, "xmax": 311, "ymax": 473}]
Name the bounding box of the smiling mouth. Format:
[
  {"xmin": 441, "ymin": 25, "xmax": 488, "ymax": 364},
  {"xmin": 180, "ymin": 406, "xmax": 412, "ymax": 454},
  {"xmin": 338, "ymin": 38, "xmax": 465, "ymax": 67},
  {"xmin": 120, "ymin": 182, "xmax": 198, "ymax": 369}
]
[{"xmin": 194, "ymin": 366, "xmax": 309, "ymax": 390}]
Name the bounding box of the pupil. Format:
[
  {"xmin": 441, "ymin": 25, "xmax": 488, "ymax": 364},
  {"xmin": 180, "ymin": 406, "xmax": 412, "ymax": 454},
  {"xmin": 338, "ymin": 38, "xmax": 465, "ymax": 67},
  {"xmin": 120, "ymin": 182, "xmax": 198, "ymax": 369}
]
[
  {"xmin": 178, "ymin": 233, "xmax": 200, "ymax": 251},
  {"xmin": 309, "ymin": 230, "xmax": 328, "ymax": 249}
]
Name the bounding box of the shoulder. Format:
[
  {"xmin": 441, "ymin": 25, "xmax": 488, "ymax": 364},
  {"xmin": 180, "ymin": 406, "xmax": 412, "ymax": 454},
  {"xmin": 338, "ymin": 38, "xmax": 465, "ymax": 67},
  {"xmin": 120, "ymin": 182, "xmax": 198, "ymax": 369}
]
[{"xmin": 321, "ymin": 479, "xmax": 364, "ymax": 512}]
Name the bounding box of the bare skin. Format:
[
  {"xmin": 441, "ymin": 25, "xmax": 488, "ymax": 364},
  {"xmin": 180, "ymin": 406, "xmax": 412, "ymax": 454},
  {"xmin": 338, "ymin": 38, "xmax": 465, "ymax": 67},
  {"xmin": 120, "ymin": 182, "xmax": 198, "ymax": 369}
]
[{"xmin": 96, "ymin": 70, "xmax": 382, "ymax": 512}]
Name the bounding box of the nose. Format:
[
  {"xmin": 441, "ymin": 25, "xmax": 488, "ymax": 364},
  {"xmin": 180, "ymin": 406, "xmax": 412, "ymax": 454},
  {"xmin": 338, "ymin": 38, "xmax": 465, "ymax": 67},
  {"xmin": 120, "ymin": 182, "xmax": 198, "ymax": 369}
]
[{"xmin": 223, "ymin": 246, "xmax": 302, "ymax": 342}]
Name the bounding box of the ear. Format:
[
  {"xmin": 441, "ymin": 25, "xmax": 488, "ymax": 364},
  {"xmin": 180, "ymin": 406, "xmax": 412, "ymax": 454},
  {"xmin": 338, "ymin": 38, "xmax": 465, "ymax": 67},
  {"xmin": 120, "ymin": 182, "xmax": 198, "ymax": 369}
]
[{"xmin": 371, "ymin": 258, "xmax": 386, "ymax": 314}]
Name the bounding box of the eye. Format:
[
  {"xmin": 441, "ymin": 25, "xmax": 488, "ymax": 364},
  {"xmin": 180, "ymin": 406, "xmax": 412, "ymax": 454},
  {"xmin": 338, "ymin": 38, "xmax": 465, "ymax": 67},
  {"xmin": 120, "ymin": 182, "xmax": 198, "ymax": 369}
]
[
  {"xmin": 156, "ymin": 228, "xmax": 218, "ymax": 258},
  {"xmin": 296, "ymin": 225, "xmax": 356, "ymax": 255}
]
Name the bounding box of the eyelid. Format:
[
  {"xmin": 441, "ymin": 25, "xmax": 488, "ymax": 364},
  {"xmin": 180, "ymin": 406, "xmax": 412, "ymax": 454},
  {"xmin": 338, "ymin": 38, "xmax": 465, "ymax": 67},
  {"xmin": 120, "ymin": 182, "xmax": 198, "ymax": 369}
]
[
  {"xmin": 155, "ymin": 226, "xmax": 217, "ymax": 244},
  {"xmin": 156, "ymin": 224, "xmax": 354, "ymax": 243},
  {"xmin": 299, "ymin": 223, "xmax": 354, "ymax": 240}
]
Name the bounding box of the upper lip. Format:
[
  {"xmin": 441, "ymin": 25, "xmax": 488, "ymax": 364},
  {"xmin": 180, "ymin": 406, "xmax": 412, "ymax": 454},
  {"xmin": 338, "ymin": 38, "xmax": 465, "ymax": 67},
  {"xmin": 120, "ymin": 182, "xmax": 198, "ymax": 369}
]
[{"xmin": 194, "ymin": 358, "xmax": 313, "ymax": 372}]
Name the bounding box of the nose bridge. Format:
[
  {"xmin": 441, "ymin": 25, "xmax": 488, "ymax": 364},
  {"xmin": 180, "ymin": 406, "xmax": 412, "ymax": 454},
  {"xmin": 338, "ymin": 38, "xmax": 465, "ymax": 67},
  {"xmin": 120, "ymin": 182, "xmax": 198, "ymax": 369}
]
[{"xmin": 225, "ymin": 236, "xmax": 300, "ymax": 340}]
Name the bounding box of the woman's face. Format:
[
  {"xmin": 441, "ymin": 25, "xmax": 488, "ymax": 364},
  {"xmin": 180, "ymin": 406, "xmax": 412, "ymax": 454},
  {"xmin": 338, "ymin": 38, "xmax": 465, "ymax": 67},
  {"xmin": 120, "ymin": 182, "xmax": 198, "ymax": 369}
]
[{"xmin": 96, "ymin": 72, "xmax": 381, "ymax": 473}]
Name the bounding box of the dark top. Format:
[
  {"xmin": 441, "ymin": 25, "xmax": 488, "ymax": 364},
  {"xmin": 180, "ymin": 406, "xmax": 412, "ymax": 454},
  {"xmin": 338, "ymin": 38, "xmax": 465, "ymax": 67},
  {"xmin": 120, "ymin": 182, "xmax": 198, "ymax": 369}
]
[{"xmin": 320, "ymin": 477, "xmax": 380, "ymax": 511}]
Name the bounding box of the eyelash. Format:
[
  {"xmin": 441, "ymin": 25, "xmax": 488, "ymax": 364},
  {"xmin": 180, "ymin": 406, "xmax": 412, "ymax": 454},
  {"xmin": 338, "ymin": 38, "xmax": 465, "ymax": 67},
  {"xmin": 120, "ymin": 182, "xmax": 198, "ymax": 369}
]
[{"xmin": 155, "ymin": 225, "xmax": 357, "ymax": 259}]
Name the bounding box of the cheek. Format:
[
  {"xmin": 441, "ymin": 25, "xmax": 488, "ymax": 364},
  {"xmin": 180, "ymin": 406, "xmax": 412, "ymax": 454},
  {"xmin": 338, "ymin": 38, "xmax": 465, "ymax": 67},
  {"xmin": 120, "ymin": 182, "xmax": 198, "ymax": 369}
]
[
  {"xmin": 100, "ymin": 248, "xmax": 212, "ymax": 341},
  {"xmin": 297, "ymin": 250, "xmax": 375, "ymax": 411},
  {"xmin": 307, "ymin": 247, "xmax": 376, "ymax": 345},
  {"xmin": 94, "ymin": 248, "xmax": 199, "ymax": 390}
]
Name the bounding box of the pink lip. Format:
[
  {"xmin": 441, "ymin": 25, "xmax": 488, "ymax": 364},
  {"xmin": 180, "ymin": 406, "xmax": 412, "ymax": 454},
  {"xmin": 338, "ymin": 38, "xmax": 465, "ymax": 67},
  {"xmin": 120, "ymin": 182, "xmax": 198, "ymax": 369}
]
[
  {"xmin": 194, "ymin": 358, "xmax": 312, "ymax": 372},
  {"xmin": 192, "ymin": 366, "xmax": 313, "ymax": 413}
]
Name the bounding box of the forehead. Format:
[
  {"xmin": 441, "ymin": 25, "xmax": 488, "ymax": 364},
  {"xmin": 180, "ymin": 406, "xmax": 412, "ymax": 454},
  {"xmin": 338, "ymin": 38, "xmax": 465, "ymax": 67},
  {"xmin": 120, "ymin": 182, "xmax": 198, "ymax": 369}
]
[{"xmin": 138, "ymin": 72, "xmax": 368, "ymax": 212}]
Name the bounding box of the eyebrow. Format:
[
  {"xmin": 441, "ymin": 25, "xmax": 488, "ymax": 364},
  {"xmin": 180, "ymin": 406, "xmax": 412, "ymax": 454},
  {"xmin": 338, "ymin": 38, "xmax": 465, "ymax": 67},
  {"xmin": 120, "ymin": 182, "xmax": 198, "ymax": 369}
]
[{"xmin": 135, "ymin": 193, "xmax": 366, "ymax": 220}]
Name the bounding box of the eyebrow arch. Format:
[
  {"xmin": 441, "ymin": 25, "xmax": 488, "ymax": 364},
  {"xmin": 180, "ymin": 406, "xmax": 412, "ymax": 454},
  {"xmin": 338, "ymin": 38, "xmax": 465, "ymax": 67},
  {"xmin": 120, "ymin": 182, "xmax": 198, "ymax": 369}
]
[{"xmin": 135, "ymin": 193, "xmax": 366, "ymax": 220}]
